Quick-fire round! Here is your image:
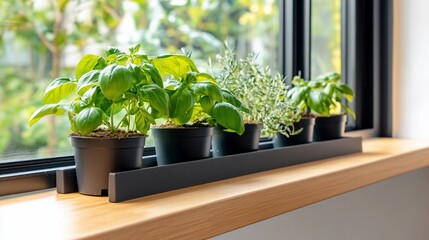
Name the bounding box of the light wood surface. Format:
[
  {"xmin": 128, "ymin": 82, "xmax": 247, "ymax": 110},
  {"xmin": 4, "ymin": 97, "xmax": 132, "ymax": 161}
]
[{"xmin": 1, "ymin": 138, "xmax": 429, "ymax": 240}]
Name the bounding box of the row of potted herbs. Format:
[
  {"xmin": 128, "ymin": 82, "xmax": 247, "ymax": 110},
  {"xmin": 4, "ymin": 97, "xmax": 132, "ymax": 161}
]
[
  {"xmin": 213, "ymin": 44, "xmax": 355, "ymax": 154},
  {"xmin": 29, "ymin": 43, "xmax": 354, "ymax": 196}
]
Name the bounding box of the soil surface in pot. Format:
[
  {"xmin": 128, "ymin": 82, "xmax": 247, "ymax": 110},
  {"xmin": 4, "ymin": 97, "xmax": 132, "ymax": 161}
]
[{"xmin": 70, "ymin": 128, "xmax": 145, "ymax": 138}]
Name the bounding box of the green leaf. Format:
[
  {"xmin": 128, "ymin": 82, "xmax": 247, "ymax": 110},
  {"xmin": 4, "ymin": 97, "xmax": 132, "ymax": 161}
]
[
  {"xmin": 99, "ymin": 64, "xmax": 134, "ymax": 101},
  {"xmin": 75, "ymin": 107, "xmax": 103, "ymax": 135},
  {"xmin": 28, "ymin": 104, "xmax": 65, "ymax": 127},
  {"xmin": 106, "ymin": 47, "xmax": 124, "ymax": 56},
  {"xmin": 200, "ymin": 96, "xmax": 215, "ymax": 113},
  {"xmin": 135, "ymin": 109, "xmax": 154, "ymax": 134},
  {"xmin": 139, "ymin": 84, "xmax": 170, "ymax": 117},
  {"xmin": 149, "ymin": 109, "xmax": 163, "ymax": 119},
  {"xmin": 323, "ymin": 83, "xmax": 336, "ymax": 96},
  {"xmin": 77, "ymin": 70, "xmax": 100, "ymax": 95},
  {"xmin": 183, "ymin": 72, "xmax": 197, "ymax": 85},
  {"xmin": 211, "ymin": 102, "xmax": 244, "ymax": 135},
  {"xmin": 75, "ymin": 54, "xmax": 100, "ymax": 80},
  {"xmin": 173, "ymin": 108, "xmax": 193, "ymax": 125},
  {"xmin": 341, "ymin": 104, "xmax": 356, "ymax": 120},
  {"xmin": 291, "ymin": 76, "xmax": 306, "ymax": 86},
  {"xmin": 142, "ymin": 63, "xmax": 163, "ymax": 88},
  {"xmin": 308, "ymin": 80, "xmax": 324, "ymax": 88},
  {"xmin": 81, "ymin": 86, "xmax": 99, "ymax": 106},
  {"xmin": 123, "ymin": 92, "xmax": 137, "ymax": 101},
  {"xmin": 128, "ymin": 43, "xmax": 141, "ymax": 54},
  {"xmin": 68, "ymin": 100, "xmax": 83, "ymax": 113},
  {"xmin": 326, "ymin": 72, "xmax": 341, "ymax": 82},
  {"xmin": 117, "ymin": 54, "xmax": 128, "ymax": 65},
  {"xmin": 164, "ymin": 79, "xmax": 181, "ymax": 90},
  {"xmin": 94, "ymin": 57, "xmax": 107, "ymax": 70},
  {"xmin": 43, "ymin": 77, "xmax": 77, "ymax": 104},
  {"xmin": 133, "ymin": 54, "xmax": 149, "ymax": 65},
  {"xmin": 152, "ymin": 54, "xmax": 199, "ymax": 78},
  {"xmin": 289, "ymin": 86, "xmax": 308, "ymax": 106},
  {"xmin": 169, "ymin": 85, "xmax": 195, "ymax": 118},
  {"xmin": 308, "ymin": 90, "xmax": 330, "ymax": 116},
  {"xmin": 195, "ymin": 73, "xmax": 218, "ymax": 84},
  {"xmin": 192, "ymin": 82, "xmax": 223, "ymax": 102},
  {"xmin": 221, "ymin": 88, "xmax": 250, "ymax": 113},
  {"xmin": 128, "ymin": 64, "xmax": 146, "ymax": 84},
  {"xmin": 337, "ymin": 84, "xmax": 354, "ymax": 102},
  {"xmin": 105, "ymin": 54, "xmax": 118, "ymax": 64}
]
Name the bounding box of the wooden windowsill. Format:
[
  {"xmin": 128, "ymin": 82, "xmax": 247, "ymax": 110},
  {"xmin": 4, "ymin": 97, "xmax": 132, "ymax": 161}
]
[{"xmin": 1, "ymin": 138, "xmax": 429, "ymax": 240}]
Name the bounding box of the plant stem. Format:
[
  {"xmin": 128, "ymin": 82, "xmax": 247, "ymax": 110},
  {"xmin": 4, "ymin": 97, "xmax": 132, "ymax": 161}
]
[
  {"xmin": 110, "ymin": 103, "xmax": 115, "ymax": 132},
  {"xmin": 127, "ymin": 104, "xmax": 131, "ymax": 132}
]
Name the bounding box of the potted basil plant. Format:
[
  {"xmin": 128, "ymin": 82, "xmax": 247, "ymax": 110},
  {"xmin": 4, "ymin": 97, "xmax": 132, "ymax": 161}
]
[
  {"xmin": 214, "ymin": 42, "xmax": 301, "ymax": 154},
  {"xmin": 28, "ymin": 44, "xmax": 169, "ymax": 196},
  {"xmin": 149, "ymin": 54, "xmax": 246, "ymax": 165},
  {"xmin": 287, "ymin": 72, "xmax": 355, "ymax": 141}
]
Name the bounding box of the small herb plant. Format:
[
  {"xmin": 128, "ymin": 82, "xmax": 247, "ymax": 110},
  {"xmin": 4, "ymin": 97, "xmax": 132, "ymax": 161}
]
[
  {"xmin": 29, "ymin": 44, "xmax": 169, "ymax": 137},
  {"xmin": 288, "ymin": 72, "xmax": 355, "ymax": 119},
  {"xmin": 213, "ymin": 43, "xmax": 301, "ymax": 137},
  {"xmin": 151, "ymin": 54, "xmax": 246, "ymax": 135}
]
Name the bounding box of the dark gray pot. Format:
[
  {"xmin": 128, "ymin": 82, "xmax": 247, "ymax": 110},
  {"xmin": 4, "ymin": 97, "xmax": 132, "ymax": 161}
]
[
  {"xmin": 313, "ymin": 114, "xmax": 347, "ymax": 141},
  {"xmin": 71, "ymin": 136, "xmax": 145, "ymax": 196},
  {"xmin": 212, "ymin": 123, "xmax": 261, "ymax": 157},
  {"xmin": 273, "ymin": 117, "xmax": 315, "ymax": 147},
  {"xmin": 152, "ymin": 127, "xmax": 214, "ymax": 165}
]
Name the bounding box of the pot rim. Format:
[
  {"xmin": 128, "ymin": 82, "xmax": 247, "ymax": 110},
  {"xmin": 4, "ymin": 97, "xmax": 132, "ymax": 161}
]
[{"xmin": 70, "ymin": 135, "xmax": 146, "ymax": 140}]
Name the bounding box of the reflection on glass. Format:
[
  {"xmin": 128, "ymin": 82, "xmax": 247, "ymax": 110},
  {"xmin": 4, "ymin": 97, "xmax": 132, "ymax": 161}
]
[
  {"xmin": 311, "ymin": 0, "xmax": 342, "ymax": 78},
  {"xmin": 0, "ymin": 0, "xmax": 279, "ymax": 162}
]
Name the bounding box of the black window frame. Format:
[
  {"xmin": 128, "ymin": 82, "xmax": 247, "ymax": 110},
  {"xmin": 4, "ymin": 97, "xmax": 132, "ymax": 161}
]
[{"xmin": 0, "ymin": 0, "xmax": 393, "ymax": 197}]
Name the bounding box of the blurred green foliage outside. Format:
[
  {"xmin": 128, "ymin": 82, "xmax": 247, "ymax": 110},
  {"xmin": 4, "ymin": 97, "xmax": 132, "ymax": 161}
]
[{"xmin": 0, "ymin": 0, "xmax": 280, "ymax": 161}]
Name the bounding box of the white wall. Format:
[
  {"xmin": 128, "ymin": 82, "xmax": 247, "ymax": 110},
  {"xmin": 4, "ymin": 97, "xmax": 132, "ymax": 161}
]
[
  {"xmin": 213, "ymin": 167, "xmax": 429, "ymax": 240},
  {"xmin": 393, "ymin": 0, "xmax": 429, "ymax": 139}
]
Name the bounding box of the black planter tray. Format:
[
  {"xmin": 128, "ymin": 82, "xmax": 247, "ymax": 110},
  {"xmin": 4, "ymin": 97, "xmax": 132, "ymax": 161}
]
[{"xmin": 57, "ymin": 137, "xmax": 362, "ymax": 203}]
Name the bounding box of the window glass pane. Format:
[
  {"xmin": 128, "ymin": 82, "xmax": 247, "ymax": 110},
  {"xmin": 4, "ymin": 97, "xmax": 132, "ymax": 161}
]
[
  {"xmin": 0, "ymin": 0, "xmax": 279, "ymax": 162},
  {"xmin": 311, "ymin": 0, "xmax": 341, "ymax": 78}
]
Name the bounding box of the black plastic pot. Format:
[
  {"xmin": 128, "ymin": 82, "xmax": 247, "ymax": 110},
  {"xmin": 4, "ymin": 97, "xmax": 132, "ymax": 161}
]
[
  {"xmin": 313, "ymin": 114, "xmax": 347, "ymax": 141},
  {"xmin": 71, "ymin": 136, "xmax": 145, "ymax": 196},
  {"xmin": 212, "ymin": 123, "xmax": 261, "ymax": 157},
  {"xmin": 152, "ymin": 127, "xmax": 214, "ymax": 165},
  {"xmin": 273, "ymin": 117, "xmax": 315, "ymax": 147}
]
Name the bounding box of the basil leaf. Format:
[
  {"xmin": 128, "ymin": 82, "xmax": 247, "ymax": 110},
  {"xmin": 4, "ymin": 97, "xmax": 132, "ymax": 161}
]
[
  {"xmin": 142, "ymin": 63, "xmax": 163, "ymax": 88},
  {"xmin": 211, "ymin": 102, "xmax": 244, "ymax": 135},
  {"xmin": 43, "ymin": 77, "xmax": 76, "ymax": 104},
  {"xmin": 139, "ymin": 84, "xmax": 170, "ymax": 117},
  {"xmin": 192, "ymin": 82, "xmax": 223, "ymax": 103},
  {"xmin": 99, "ymin": 64, "xmax": 134, "ymax": 101},
  {"xmin": 337, "ymin": 84, "xmax": 354, "ymax": 102},
  {"xmin": 77, "ymin": 70, "xmax": 100, "ymax": 96},
  {"xmin": 75, "ymin": 54, "xmax": 100, "ymax": 80},
  {"xmin": 152, "ymin": 54, "xmax": 199, "ymax": 78},
  {"xmin": 169, "ymin": 85, "xmax": 195, "ymax": 119},
  {"xmin": 221, "ymin": 88, "xmax": 250, "ymax": 114},
  {"xmin": 28, "ymin": 104, "xmax": 65, "ymax": 127},
  {"xmin": 75, "ymin": 107, "xmax": 103, "ymax": 135}
]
